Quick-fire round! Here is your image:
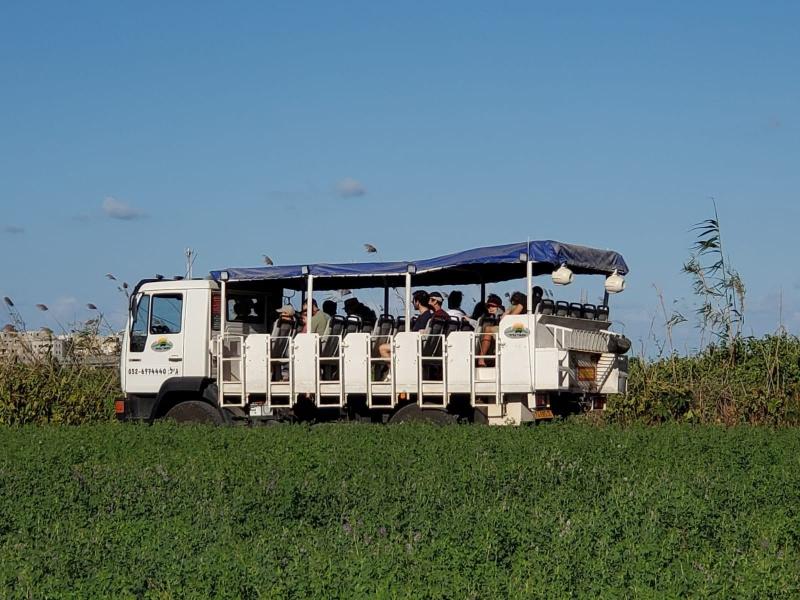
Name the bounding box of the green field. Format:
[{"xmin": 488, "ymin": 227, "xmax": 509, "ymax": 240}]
[{"xmin": 1, "ymin": 423, "xmax": 799, "ymax": 598}]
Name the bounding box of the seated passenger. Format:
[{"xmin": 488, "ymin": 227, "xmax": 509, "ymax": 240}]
[
  {"xmin": 274, "ymin": 304, "xmax": 296, "ymax": 332},
  {"xmin": 322, "ymin": 299, "xmax": 337, "ymax": 318},
  {"xmin": 470, "ymin": 301, "xmax": 487, "ymax": 322},
  {"xmin": 446, "ymin": 290, "xmax": 466, "ymax": 318},
  {"xmin": 411, "ymin": 290, "xmax": 433, "ymax": 332},
  {"xmin": 344, "ymin": 297, "xmax": 377, "ymax": 331},
  {"xmin": 531, "ymin": 286, "xmax": 544, "ymax": 312},
  {"xmin": 272, "ymin": 304, "xmax": 296, "ymax": 381},
  {"xmin": 300, "ymin": 299, "xmax": 330, "ymax": 335},
  {"xmin": 445, "ymin": 290, "xmax": 475, "ymax": 331},
  {"xmin": 485, "ymin": 294, "xmax": 505, "ymax": 319},
  {"xmin": 477, "ymin": 294, "xmax": 504, "ymax": 367},
  {"xmin": 232, "ymin": 298, "xmax": 254, "ymax": 321},
  {"xmin": 506, "ymin": 291, "xmax": 527, "ymax": 316},
  {"xmin": 427, "ymin": 291, "xmax": 449, "ymax": 320}
]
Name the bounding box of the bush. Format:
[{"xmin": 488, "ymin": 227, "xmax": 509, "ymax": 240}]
[
  {"xmin": 0, "ymin": 356, "xmax": 118, "ymax": 425},
  {"xmin": 607, "ymin": 334, "xmax": 800, "ymax": 425}
]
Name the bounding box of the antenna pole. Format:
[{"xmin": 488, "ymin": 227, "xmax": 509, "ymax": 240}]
[{"xmin": 185, "ymin": 248, "xmax": 196, "ymax": 279}]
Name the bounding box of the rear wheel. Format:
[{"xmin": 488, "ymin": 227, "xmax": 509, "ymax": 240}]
[
  {"xmin": 163, "ymin": 400, "xmax": 224, "ymax": 425},
  {"xmin": 389, "ymin": 403, "xmax": 457, "ymax": 425}
]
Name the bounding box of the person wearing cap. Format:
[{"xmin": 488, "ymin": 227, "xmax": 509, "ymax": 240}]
[
  {"xmin": 274, "ymin": 305, "xmax": 297, "ymax": 339},
  {"xmin": 276, "ymin": 304, "xmax": 296, "ymax": 319}
]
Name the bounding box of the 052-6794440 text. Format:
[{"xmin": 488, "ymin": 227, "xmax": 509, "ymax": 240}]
[{"xmin": 127, "ymin": 367, "xmax": 180, "ymax": 376}]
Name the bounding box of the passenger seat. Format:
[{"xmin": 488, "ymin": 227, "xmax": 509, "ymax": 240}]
[
  {"xmin": 270, "ymin": 318, "xmax": 296, "ymax": 358},
  {"xmin": 582, "ymin": 304, "xmax": 597, "ymax": 320},
  {"xmin": 421, "ymin": 316, "xmax": 448, "ymax": 356},
  {"xmin": 373, "ymin": 315, "xmax": 395, "ymax": 336},
  {"xmin": 344, "ymin": 315, "xmax": 363, "ymax": 336},
  {"xmin": 443, "ymin": 316, "xmax": 462, "ymax": 337},
  {"xmin": 321, "ymin": 315, "xmax": 346, "ymax": 357}
]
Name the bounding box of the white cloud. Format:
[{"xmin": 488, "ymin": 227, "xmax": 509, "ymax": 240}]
[
  {"xmin": 2, "ymin": 225, "xmax": 24, "ymax": 234},
  {"xmin": 102, "ymin": 197, "xmax": 146, "ymax": 220},
  {"xmin": 336, "ymin": 177, "xmax": 367, "ymax": 198}
]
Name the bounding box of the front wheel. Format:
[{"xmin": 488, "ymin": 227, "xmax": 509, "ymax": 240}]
[{"xmin": 164, "ymin": 401, "xmax": 225, "ymax": 425}]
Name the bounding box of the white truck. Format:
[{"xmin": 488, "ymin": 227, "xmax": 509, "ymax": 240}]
[{"xmin": 117, "ymin": 239, "xmax": 630, "ymax": 425}]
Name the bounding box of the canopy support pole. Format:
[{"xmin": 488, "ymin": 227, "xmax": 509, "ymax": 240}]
[
  {"xmin": 306, "ymin": 275, "xmax": 314, "ymax": 326},
  {"xmin": 404, "ymin": 272, "xmax": 411, "ymax": 331},
  {"xmin": 384, "ymin": 286, "xmax": 389, "ymax": 317},
  {"xmin": 480, "ymin": 283, "xmax": 486, "ymax": 303},
  {"xmin": 220, "ymin": 279, "xmax": 227, "ymax": 337},
  {"xmin": 526, "ymin": 260, "xmax": 533, "ymax": 313},
  {"xmin": 603, "ymin": 291, "xmax": 609, "ymax": 307}
]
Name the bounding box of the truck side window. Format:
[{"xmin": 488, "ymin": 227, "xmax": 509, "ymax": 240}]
[
  {"xmin": 150, "ymin": 294, "xmax": 183, "ymax": 335},
  {"xmin": 130, "ymin": 295, "xmax": 150, "ymax": 352}
]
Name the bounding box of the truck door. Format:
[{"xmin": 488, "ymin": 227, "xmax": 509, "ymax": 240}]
[{"xmin": 125, "ymin": 292, "xmax": 186, "ymax": 394}]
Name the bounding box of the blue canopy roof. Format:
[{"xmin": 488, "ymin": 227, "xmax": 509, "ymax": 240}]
[{"xmin": 210, "ymin": 240, "xmax": 628, "ymax": 290}]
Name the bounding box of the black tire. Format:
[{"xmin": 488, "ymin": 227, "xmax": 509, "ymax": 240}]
[
  {"xmin": 389, "ymin": 403, "xmax": 457, "ymax": 425},
  {"xmin": 164, "ymin": 400, "xmax": 224, "ymax": 425}
]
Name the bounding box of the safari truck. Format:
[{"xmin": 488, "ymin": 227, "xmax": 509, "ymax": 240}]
[{"xmin": 117, "ymin": 240, "xmax": 630, "ymax": 425}]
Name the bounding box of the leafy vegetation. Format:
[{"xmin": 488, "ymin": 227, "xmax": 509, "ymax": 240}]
[
  {"xmin": 1, "ymin": 422, "xmax": 798, "ymax": 598},
  {"xmin": 608, "ymin": 334, "xmax": 800, "ymax": 425},
  {"xmin": 608, "ymin": 205, "xmax": 800, "ymax": 425},
  {"xmin": 1, "ymin": 297, "xmax": 119, "ymax": 425},
  {"xmin": 0, "ymin": 358, "xmax": 117, "ymax": 425},
  {"xmin": 681, "ymin": 201, "xmax": 746, "ymax": 346},
  {"xmin": 0, "ymin": 325, "xmax": 118, "ymax": 426}
]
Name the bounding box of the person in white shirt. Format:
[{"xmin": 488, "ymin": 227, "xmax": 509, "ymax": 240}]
[{"xmin": 446, "ymin": 290, "xmax": 477, "ymax": 330}]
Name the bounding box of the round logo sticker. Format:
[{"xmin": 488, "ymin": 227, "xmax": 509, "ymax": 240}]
[
  {"xmin": 151, "ymin": 337, "xmax": 174, "ymax": 352},
  {"xmin": 504, "ymin": 323, "xmax": 530, "ymax": 339}
]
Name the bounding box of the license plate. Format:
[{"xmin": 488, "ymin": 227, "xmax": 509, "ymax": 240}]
[{"xmin": 534, "ymin": 409, "xmax": 554, "ymax": 420}]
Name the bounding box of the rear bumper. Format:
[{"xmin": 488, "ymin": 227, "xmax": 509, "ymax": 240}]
[{"xmin": 116, "ymin": 394, "xmax": 157, "ymax": 421}]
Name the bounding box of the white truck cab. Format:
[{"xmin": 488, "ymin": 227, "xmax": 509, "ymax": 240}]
[{"xmin": 118, "ymin": 240, "xmax": 630, "ymax": 425}]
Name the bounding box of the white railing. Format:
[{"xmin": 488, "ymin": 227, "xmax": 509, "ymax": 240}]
[
  {"xmin": 368, "ymin": 334, "xmax": 395, "ymax": 408},
  {"xmin": 266, "ymin": 335, "xmax": 294, "ymax": 407},
  {"xmin": 318, "ymin": 334, "xmax": 344, "ymax": 406},
  {"xmin": 472, "ymin": 332, "xmax": 500, "ymax": 405},
  {"xmin": 419, "ymin": 333, "xmax": 447, "ymax": 406},
  {"xmin": 216, "ymin": 334, "xmax": 246, "ymax": 407},
  {"xmin": 214, "ymin": 329, "xmax": 516, "ymax": 409}
]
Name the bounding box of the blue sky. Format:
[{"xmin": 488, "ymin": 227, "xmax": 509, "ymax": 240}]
[{"xmin": 1, "ymin": 1, "xmax": 798, "ymax": 351}]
